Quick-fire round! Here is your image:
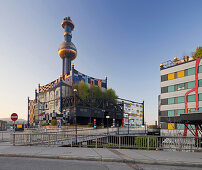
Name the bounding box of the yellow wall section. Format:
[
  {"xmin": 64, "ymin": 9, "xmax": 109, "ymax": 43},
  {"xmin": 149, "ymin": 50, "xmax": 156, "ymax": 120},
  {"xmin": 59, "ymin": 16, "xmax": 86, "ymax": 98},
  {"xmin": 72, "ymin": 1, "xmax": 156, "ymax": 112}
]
[
  {"xmin": 17, "ymin": 124, "xmax": 22, "ymax": 128},
  {"xmin": 177, "ymin": 70, "xmax": 185, "ymax": 78},
  {"xmin": 168, "ymin": 123, "xmax": 175, "ymax": 129},
  {"xmin": 168, "ymin": 73, "xmax": 175, "ymax": 80}
]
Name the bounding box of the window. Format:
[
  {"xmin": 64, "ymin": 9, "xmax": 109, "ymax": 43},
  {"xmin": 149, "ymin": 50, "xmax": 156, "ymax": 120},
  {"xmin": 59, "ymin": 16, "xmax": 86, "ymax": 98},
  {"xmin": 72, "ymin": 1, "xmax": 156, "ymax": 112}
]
[
  {"xmin": 198, "ymin": 94, "xmax": 202, "ymax": 101},
  {"xmin": 168, "ymin": 85, "xmax": 175, "ymax": 92},
  {"xmin": 177, "ymin": 96, "xmax": 184, "ymax": 103},
  {"xmin": 177, "ymin": 83, "xmax": 185, "ymax": 91},
  {"xmin": 187, "ymin": 81, "xmax": 195, "ymax": 89},
  {"xmin": 168, "ymin": 73, "xmax": 175, "ymax": 80},
  {"xmin": 187, "ymin": 95, "xmax": 195, "ymax": 102},
  {"xmin": 187, "ymin": 67, "xmax": 195, "ymax": 76},
  {"xmin": 161, "ymin": 99, "xmax": 168, "ymax": 105},
  {"xmin": 188, "ymin": 125, "xmax": 195, "ymax": 130},
  {"xmin": 177, "ymin": 70, "xmax": 185, "ymax": 78},
  {"xmin": 190, "ymin": 108, "xmax": 196, "ymax": 112},
  {"xmin": 177, "ymin": 124, "xmax": 185, "ymax": 130},
  {"xmin": 199, "ymin": 80, "xmax": 202, "ymax": 87},
  {"xmin": 168, "ymin": 110, "xmax": 175, "ymax": 117},
  {"xmin": 177, "ymin": 109, "xmax": 185, "ymax": 116},
  {"xmin": 199, "ymin": 66, "xmax": 202, "ymax": 73},
  {"xmin": 161, "ymin": 87, "xmax": 168, "ymax": 93},
  {"xmin": 161, "ymin": 75, "xmax": 168, "ymax": 82},
  {"xmin": 168, "ymin": 97, "xmax": 175, "ymax": 104}
]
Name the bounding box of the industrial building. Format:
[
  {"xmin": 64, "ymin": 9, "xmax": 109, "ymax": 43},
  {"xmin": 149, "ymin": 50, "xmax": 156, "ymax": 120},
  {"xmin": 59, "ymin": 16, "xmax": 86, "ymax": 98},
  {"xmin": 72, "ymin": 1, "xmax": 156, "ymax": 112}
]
[
  {"xmin": 159, "ymin": 55, "xmax": 202, "ymax": 135},
  {"xmin": 28, "ymin": 17, "xmax": 144, "ymax": 127}
]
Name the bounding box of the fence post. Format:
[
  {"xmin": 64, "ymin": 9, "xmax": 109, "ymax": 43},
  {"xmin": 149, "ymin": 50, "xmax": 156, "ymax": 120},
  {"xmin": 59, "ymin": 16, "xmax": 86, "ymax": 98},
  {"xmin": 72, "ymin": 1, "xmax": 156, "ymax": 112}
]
[
  {"xmin": 71, "ymin": 136, "xmax": 72, "ymax": 147},
  {"xmin": 13, "ymin": 133, "xmax": 15, "ymax": 146},
  {"xmin": 96, "ymin": 136, "xmax": 97, "ymax": 148},
  {"xmin": 41, "ymin": 134, "xmax": 43, "ymax": 145},
  {"xmin": 119, "ymin": 136, "xmax": 121, "ymax": 149},
  {"xmin": 48, "ymin": 134, "xmax": 50, "ymax": 147},
  {"xmin": 147, "ymin": 136, "xmax": 149, "ymax": 150},
  {"xmin": 30, "ymin": 134, "xmax": 32, "ymax": 146}
]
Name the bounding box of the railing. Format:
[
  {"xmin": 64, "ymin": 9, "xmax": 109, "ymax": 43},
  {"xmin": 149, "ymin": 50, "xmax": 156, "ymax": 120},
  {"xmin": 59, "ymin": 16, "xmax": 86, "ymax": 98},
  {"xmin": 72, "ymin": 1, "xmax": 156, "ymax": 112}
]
[
  {"xmin": 11, "ymin": 133, "xmax": 202, "ymax": 152},
  {"xmin": 0, "ymin": 131, "xmax": 11, "ymax": 142}
]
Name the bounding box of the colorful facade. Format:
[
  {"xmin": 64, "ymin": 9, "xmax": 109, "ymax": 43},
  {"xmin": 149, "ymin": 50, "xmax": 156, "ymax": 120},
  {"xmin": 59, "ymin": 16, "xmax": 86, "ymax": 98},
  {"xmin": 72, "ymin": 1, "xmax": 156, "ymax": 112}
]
[
  {"xmin": 123, "ymin": 102, "xmax": 144, "ymax": 127},
  {"xmin": 28, "ymin": 17, "xmax": 107, "ymax": 126},
  {"xmin": 159, "ymin": 56, "xmax": 202, "ymax": 134}
]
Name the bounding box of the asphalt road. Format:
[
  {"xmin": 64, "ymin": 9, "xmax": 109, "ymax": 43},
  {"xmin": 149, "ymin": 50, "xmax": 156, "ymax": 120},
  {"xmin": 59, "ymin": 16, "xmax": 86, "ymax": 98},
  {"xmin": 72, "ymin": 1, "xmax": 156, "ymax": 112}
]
[{"xmin": 0, "ymin": 157, "xmax": 201, "ymax": 170}]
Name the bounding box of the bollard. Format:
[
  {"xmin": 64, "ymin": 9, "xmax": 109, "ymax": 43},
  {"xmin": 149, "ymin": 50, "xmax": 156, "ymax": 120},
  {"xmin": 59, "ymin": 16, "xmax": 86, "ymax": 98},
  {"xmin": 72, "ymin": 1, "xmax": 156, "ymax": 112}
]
[{"xmin": 147, "ymin": 136, "xmax": 149, "ymax": 150}]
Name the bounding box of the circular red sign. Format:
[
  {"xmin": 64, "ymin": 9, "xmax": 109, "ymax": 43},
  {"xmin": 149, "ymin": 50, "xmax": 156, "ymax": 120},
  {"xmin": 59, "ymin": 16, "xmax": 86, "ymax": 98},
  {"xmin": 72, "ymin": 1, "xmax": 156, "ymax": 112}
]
[{"xmin": 11, "ymin": 113, "xmax": 18, "ymax": 121}]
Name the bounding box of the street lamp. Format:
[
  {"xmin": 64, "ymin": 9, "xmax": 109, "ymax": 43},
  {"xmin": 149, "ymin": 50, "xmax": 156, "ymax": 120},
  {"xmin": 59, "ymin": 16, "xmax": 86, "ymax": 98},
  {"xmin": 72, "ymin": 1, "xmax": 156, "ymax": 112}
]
[
  {"xmin": 73, "ymin": 89, "xmax": 77, "ymax": 143},
  {"xmin": 106, "ymin": 116, "xmax": 110, "ymax": 135}
]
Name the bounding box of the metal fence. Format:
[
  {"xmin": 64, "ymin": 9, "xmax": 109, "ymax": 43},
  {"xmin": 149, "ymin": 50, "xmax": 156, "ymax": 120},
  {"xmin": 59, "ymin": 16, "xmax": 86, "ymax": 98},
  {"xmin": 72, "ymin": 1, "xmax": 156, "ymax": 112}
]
[
  {"xmin": 0, "ymin": 131, "xmax": 11, "ymax": 142},
  {"xmin": 11, "ymin": 133, "xmax": 202, "ymax": 152}
]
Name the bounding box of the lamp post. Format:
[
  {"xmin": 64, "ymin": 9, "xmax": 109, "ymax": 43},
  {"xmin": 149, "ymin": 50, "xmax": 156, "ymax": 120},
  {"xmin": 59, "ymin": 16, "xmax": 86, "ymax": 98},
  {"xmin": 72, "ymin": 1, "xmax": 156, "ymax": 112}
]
[
  {"xmin": 106, "ymin": 116, "xmax": 110, "ymax": 135},
  {"xmin": 73, "ymin": 89, "xmax": 77, "ymax": 143}
]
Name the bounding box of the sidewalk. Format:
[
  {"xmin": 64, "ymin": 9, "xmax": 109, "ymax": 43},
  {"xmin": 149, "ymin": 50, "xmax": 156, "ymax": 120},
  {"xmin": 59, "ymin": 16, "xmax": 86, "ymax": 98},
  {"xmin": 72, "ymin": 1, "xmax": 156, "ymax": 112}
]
[{"xmin": 0, "ymin": 145, "xmax": 202, "ymax": 167}]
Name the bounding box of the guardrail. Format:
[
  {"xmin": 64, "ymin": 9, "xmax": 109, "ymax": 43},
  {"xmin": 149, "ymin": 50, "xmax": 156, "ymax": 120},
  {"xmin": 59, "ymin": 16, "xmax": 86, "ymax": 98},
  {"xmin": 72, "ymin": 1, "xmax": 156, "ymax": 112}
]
[{"xmin": 11, "ymin": 133, "xmax": 202, "ymax": 152}]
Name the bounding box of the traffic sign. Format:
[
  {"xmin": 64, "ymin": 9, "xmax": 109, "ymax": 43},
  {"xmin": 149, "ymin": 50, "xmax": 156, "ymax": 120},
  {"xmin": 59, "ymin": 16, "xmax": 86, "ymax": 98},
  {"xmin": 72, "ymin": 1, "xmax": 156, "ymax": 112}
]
[{"xmin": 11, "ymin": 113, "xmax": 18, "ymax": 121}]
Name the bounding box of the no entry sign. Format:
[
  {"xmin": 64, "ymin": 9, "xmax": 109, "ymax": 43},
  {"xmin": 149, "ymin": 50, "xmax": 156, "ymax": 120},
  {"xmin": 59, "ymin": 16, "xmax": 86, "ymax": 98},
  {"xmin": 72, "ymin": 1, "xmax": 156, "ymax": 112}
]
[{"xmin": 11, "ymin": 113, "xmax": 18, "ymax": 121}]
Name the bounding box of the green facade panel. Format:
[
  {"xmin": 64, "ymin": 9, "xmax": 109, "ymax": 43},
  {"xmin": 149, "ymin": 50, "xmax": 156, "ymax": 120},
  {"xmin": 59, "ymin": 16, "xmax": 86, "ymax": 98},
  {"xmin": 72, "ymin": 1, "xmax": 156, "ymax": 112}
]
[
  {"xmin": 168, "ymin": 98, "xmax": 175, "ymax": 104},
  {"xmin": 187, "ymin": 67, "xmax": 195, "ymax": 76}
]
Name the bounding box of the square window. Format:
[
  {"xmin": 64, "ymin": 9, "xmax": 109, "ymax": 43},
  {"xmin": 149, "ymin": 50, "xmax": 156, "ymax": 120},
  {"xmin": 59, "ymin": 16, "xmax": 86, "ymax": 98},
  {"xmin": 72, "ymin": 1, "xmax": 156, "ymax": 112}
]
[
  {"xmin": 168, "ymin": 97, "xmax": 175, "ymax": 104},
  {"xmin": 177, "ymin": 124, "xmax": 185, "ymax": 130},
  {"xmin": 198, "ymin": 94, "xmax": 202, "ymax": 101},
  {"xmin": 168, "ymin": 85, "xmax": 175, "ymax": 92},
  {"xmin": 187, "ymin": 95, "xmax": 195, "ymax": 102},
  {"xmin": 199, "ymin": 80, "xmax": 202, "ymax": 87},
  {"xmin": 187, "ymin": 81, "xmax": 195, "ymax": 89},
  {"xmin": 177, "ymin": 83, "xmax": 185, "ymax": 90},
  {"xmin": 177, "ymin": 109, "xmax": 185, "ymax": 116},
  {"xmin": 199, "ymin": 66, "xmax": 202, "ymax": 73},
  {"xmin": 187, "ymin": 67, "xmax": 195, "ymax": 76},
  {"xmin": 177, "ymin": 96, "xmax": 184, "ymax": 103},
  {"xmin": 168, "ymin": 110, "xmax": 174, "ymax": 117}
]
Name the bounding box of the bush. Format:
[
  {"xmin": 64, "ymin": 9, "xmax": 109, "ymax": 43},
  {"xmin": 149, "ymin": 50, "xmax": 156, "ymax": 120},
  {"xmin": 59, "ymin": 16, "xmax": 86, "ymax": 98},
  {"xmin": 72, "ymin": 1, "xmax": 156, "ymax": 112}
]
[
  {"xmin": 135, "ymin": 136, "xmax": 158, "ymax": 149},
  {"xmin": 88, "ymin": 123, "xmax": 93, "ymax": 127},
  {"xmin": 51, "ymin": 120, "xmax": 57, "ymax": 126}
]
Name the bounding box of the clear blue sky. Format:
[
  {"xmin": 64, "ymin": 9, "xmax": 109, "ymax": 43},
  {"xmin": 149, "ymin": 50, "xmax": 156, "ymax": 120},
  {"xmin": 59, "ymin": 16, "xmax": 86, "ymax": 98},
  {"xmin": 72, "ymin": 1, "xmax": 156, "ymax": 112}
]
[{"xmin": 0, "ymin": 0, "xmax": 202, "ymax": 124}]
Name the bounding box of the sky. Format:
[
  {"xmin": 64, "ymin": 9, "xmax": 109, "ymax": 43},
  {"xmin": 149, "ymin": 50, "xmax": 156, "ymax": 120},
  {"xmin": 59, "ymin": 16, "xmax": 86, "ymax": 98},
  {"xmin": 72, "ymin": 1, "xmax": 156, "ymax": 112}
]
[{"xmin": 0, "ymin": 0, "xmax": 202, "ymax": 124}]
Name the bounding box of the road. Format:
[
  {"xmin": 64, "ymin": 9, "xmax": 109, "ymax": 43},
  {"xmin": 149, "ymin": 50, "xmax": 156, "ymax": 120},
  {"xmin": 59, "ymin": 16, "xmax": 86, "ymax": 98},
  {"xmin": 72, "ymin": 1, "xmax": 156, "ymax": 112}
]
[{"xmin": 0, "ymin": 157, "xmax": 201, "ymax": 170}]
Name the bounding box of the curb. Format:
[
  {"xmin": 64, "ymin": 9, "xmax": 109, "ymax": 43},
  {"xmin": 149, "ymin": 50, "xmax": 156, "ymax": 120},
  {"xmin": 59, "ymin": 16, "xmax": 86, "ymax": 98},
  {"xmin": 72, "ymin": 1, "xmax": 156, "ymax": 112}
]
[{"xmin": 0, "ymin": 153, "xmax": 201, "ymax": 168}]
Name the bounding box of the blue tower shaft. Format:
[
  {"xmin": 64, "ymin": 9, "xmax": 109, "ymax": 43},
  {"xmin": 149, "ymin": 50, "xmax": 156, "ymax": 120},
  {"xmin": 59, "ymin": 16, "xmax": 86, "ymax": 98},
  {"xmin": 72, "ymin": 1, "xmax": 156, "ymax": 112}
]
[
  {"xmin": 63, "ymin": 25, "xmax": 72, "ymax": 76},
  {"xmin": 63, "ymin": 57, "xmax": 71, "ymax": 76}
]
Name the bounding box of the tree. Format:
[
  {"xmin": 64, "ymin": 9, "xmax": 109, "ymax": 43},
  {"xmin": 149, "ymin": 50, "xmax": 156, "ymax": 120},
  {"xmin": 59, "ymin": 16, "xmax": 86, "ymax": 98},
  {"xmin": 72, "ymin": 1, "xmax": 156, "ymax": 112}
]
[
  {"xmin": 72, "ymin": 81, "xmax": 118, "ymax": 103},
  {"xmin": 194, "ymin": 46, "xmax": 202, "ymax": 59},
  {"xmin": 72, "ymin": 80, "xmax": 89, "ymax": 99},
  {"xmin": 104, "ymin": 88, "xmax": 117, "ymax": 103},
  {"xmin": 89, "ymin": 85, "xmax": 103, "ymax": 98}
]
